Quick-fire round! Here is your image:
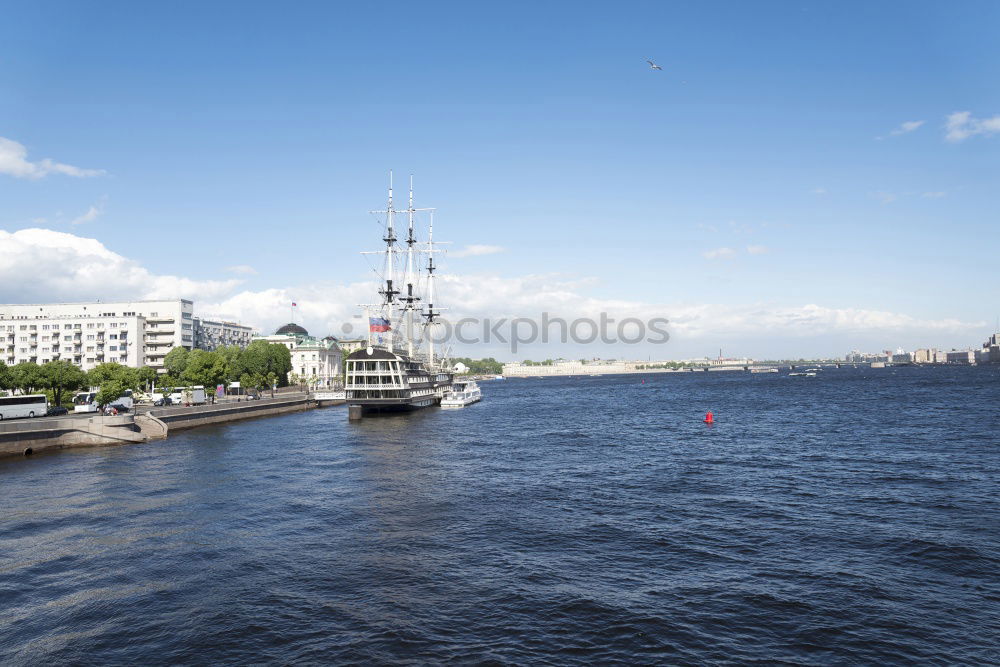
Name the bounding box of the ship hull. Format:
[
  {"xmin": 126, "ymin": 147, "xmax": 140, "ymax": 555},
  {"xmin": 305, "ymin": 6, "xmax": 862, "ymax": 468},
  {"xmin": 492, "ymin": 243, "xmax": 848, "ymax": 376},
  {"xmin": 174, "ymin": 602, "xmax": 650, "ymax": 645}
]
[{"xmin": 344, "ymin": 346, "xmax": 452, "ymax": 419}]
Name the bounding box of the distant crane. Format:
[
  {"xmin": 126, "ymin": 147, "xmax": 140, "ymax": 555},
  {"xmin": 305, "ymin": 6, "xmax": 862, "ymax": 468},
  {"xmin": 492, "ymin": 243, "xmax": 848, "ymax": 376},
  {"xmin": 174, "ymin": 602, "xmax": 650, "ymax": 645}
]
[{"xmin": 646, "ymin": 59, "xmax": 663, "ymax": 71}]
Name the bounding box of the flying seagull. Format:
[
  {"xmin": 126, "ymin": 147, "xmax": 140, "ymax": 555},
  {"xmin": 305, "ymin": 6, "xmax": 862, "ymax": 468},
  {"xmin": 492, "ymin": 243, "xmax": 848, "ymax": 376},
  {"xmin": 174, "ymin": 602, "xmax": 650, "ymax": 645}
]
[{"xmin": 646, "ymin": 59, "xmax": 663, "ymax": 70}]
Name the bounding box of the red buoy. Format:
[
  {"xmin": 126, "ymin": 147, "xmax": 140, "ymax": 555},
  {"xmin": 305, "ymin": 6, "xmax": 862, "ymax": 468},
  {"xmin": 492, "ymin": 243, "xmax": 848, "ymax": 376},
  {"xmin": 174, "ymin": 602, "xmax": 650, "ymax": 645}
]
[{"xmin": 704, "ymin": 411, "xmax": 714, "ymax": 424}]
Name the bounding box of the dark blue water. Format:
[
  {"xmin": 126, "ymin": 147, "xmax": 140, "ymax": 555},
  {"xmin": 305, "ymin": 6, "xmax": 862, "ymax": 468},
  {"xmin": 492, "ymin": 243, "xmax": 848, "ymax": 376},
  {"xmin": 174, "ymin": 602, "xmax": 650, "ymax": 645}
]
[{"xmin": 2, "ymin": 367, "xmax": 999, "ymax": 664}]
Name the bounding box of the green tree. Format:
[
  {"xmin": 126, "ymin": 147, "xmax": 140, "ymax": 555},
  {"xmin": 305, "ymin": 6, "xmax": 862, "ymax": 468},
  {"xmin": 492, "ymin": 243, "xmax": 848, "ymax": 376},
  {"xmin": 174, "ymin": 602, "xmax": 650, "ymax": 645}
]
[
  {"xmin": 95, "ymin": 378, "xmax": 129, "ymax": 410},
  {"xmin": 217, "ymin": 345, "xmax": 243, "ymax": 381},
  {"xmin": 266, "ymin": 372, "xmax": 278, "ymax": 398},
  {"xmin": 11, "ymin": 362, "xmax": 44, "ymax": 394},
  {"xmin": 41, "ymin": 360, "xmax": 88, "ymax": 406},
  {"xmin": 182, "ymin": 350, "xmax": 229, "ymax": 390},
  {"xmin": 135, "ymin": 366, "xmax": 158, "ymax": 390},
  {"xmin": 239, "ymin": 372, "xmax": 266, "ymax": 397},
  {"xmin": 236, "ymin": 341, "xmax": 292, "ymax": 386},
  {"xmin": 0, "ymin": 360, "xmax": 10, "ymax": 391},
  {"xmin": 163, "ymin": 346, "xmax": 190, "ymax": 377},
  {"xmin": 88, "ymin": 362, "xmax": 134, "ymax": 388}
]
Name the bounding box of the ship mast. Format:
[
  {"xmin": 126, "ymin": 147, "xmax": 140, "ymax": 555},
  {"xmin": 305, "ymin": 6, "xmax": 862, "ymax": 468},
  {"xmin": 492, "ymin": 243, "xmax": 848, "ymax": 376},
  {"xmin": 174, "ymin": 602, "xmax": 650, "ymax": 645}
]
[
  {"xmin": 378, "ymin": 172, "xmax": 399, "ymax": 352},
  {"xmin": 402, "ymin": 175, "xmax": 420, "ymax": 358},
  {"xmin": 423, "ymin": 211, "xmax": 443, "ymax": 369},
  {"xmin": 359, "ymin": 172, "xmax": 403, "ymax": 352}
]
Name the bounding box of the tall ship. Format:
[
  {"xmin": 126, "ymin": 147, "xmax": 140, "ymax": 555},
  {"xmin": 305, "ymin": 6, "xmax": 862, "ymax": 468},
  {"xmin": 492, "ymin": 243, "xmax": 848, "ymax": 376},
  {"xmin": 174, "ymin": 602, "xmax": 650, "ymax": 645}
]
[{"xmin": 345, "ymin": 175, "xmax": 454, "ymax": 419}]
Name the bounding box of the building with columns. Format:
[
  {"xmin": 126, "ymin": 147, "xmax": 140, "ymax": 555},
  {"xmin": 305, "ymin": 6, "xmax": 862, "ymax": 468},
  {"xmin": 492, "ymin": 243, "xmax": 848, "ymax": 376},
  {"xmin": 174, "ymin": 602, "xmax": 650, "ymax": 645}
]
[{"xmin": 254, "ymin": 323, "xmax": 344, "ymax": 388}]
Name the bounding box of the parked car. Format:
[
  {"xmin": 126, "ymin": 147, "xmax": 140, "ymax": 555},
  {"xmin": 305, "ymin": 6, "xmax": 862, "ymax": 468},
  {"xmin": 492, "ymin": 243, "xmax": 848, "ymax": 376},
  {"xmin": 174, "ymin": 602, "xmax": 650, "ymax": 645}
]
[
  {"xmin": 153, "ymin": 396, "xmax": 173, "ymax": 407},
  {"xmin": 46, "ymin": 406, "xmax": 69, "ymax": 417},
  {"xmin": 109, "ymin": 403, "xmax": 130, "ymax": 414}
]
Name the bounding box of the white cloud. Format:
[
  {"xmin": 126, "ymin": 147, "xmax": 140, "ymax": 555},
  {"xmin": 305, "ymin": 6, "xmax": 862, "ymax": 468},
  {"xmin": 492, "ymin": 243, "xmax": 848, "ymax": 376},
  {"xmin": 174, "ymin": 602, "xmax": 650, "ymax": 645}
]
[
  {"xmin": 450, "ymin": 244, "xmax": 505, "ymax": 258},
  {"xmin": 921, "ymin": 191, "xmax": 946, "ymax": 199},
  {"xmin": 888, "ymin": 120, "xmax": 925, "ymax": 137},
  {"xmin": 225, "ymin": 264, "xmax": 258, "ymax": 275},
  {"xmin": 0, "ymin": 229, "xmax": 981, "ymax": 357},
  {"xmin": 70, "ymin": 197, "xmax": 107, "ymax": 225},
  {"xmin": 873, "ymin": 191, "xmax": 897, "ymax": 205},
  {"xmin": 746, "ymin": 245, "xmax": 769, "ymax": 255},
  {"xmin": 703, "ymin": 247, "xmax": 736, "ymax": 260},
  {"xmin": 810, "ymin": 188, "xmax": 827, "ymax": 195},
  {"xmin": 0, "ymin": 228, "xmax": 240, "ymax": 304},
  {"xmin": 945, "ymin": 111, "xmax": 1000, "ymax": 142},
  {"xmin": 0, "ymin": 137, "xmax": 105, "ymax": 179}
]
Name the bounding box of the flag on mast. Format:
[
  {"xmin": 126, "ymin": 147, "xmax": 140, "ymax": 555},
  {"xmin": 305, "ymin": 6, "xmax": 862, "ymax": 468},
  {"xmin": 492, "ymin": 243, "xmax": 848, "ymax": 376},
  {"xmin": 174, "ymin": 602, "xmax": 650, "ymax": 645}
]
[{"xmin": 369, "ymin": 317, "xmax": 391, "ymax": 333}]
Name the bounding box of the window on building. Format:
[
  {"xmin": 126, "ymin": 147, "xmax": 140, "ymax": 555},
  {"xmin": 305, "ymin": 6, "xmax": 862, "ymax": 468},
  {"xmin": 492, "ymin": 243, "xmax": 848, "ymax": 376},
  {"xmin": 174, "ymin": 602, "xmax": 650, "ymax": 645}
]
[
  {"xmin": 87, "ymin": 335, "xmax": 95, "ymax": 341},
  {"xmin": 64, "ymin": 324, "xmax": 72, "ymax": 330}
]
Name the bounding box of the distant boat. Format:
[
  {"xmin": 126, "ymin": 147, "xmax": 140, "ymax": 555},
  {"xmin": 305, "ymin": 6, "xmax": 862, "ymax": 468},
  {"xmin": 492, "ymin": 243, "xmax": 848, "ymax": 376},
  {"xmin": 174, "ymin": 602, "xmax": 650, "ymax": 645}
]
[
  {"xmin": 750, "ymin": 368, "xmax": 779, "ymax": 374},
  {"xmin": 441, "ymin": 380, "xmax": 482, "ymax": 408},
  {"xmin": 789, "ymin": 372, "xmax": 817, "ymax": 377}
]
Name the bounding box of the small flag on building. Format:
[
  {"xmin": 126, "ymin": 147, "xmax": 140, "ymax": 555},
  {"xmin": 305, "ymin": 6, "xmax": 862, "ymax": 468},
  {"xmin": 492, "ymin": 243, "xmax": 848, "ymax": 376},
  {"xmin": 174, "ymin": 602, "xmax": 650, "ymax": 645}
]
[
  {"xmin": 292, "ymin": 302, "xmax": 297, "ymax": 307},
  {"xmin": 369, "ymin": 317, "xmax": 391, "ymax": 332}
]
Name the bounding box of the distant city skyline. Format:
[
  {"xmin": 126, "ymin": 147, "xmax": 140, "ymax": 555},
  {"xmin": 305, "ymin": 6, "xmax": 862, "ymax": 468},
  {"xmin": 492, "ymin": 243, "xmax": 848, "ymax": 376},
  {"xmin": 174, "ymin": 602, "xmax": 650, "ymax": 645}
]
[{"xmin": 1, "ymin": 1, "xmax": 998, "ymax": 359}]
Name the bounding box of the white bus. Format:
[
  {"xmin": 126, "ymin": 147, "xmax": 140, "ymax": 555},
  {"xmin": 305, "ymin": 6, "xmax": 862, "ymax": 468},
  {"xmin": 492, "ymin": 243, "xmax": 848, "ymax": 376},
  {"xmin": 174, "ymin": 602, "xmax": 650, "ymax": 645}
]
[
  {"xmin": 73, "ymin": 389, "xmax": 134, "ymax": 413},
  {"xmin": 0, "ymin": 394, "xmax": 49, "ymax": 421}
]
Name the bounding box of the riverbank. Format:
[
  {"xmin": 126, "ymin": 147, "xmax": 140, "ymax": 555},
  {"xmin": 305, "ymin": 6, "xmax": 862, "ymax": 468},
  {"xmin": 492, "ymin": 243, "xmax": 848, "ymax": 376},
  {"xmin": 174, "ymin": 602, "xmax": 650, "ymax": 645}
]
[{"xmin": 0, "ymin": 392, "xmax": 344, "ymax": 460}]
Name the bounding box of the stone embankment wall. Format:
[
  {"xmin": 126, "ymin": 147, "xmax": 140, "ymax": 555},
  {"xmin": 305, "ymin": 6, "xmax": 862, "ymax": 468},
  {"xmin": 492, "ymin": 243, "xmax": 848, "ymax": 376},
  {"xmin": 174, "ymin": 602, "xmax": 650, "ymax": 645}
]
[
  {"xmin": 0, "ymin": 414, "xmax": 146, "ymax": 458},
  {"xmin": 0, "ymin": 393, "xmax": 344, "ymax": 460},
  {"xmin": 148, "ymin": 395, "xmax": 315, "ymax": 432}
]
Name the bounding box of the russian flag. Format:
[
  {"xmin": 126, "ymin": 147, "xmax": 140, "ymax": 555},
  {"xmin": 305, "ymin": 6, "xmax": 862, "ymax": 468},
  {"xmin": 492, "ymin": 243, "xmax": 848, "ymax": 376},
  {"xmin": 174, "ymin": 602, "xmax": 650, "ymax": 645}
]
[{"xmin": 369, "ymin": 317, "xmax": 391, "ymax": 333}]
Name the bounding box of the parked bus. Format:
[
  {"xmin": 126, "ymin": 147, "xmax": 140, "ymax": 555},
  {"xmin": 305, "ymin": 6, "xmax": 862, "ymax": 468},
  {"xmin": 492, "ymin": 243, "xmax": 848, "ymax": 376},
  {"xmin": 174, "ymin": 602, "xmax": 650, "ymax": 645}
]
[
  {"xmin": 73, "ymin": 389, "xmax": 134, "ymax": 413},
  {"xmin": 0, "ymin": 394, "xmax": 48, "ymax": 421}
]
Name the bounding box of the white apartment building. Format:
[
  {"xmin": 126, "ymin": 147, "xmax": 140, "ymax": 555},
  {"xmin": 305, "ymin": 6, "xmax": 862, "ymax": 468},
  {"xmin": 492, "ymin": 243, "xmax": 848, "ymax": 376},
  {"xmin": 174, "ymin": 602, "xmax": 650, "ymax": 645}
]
[
  {"xmin": 255, "ymin": 323, "xmax": 343, "ymax": 388},
  {"xmin": 0, "ymin": 299, "xmax": 254, "ymax": 373},
  {"xmin": 1, "ymin": 314, "xmax": 144, "ymax": 370},
  {"xmin": 194, "ymin": 317, "xmax": 255, "ymax": 350}
]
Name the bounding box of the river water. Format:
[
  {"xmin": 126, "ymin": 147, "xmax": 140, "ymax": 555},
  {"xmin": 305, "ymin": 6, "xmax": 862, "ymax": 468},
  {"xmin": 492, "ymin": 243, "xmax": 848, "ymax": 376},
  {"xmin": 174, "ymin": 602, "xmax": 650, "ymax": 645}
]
[{"xmin": 2, "ymin": 366, "xmax": 998, "ymax": 664}]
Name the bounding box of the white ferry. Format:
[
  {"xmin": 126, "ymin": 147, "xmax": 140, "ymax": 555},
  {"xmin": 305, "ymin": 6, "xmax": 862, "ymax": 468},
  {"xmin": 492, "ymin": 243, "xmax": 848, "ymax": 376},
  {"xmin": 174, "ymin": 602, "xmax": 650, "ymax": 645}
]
[{"xmin": 441, "ymin": 380, "xmax": 482, "ymax": 408}]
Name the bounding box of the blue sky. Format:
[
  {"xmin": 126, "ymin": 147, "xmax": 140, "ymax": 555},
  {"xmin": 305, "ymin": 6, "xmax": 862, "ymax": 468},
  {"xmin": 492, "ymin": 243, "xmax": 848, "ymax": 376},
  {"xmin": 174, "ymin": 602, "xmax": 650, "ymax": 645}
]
[{"xmin": 1, "ymin": 1, "xmax": 998, "ymax": 359}]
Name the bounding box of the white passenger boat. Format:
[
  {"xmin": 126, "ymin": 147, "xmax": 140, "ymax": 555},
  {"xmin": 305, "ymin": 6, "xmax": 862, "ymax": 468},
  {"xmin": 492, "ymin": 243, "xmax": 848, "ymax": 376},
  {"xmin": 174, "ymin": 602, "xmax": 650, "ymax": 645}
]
[{"xmin": 440, "ymin": 380, "xmax": 482, "ymax": 408}]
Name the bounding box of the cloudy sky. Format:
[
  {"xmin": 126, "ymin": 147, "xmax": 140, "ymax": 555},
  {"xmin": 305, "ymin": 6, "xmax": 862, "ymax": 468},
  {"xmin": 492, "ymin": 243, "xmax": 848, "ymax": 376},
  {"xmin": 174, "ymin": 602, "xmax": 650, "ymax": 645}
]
[{"xmin": 1, "ymin": 1, "xmax": 997, "ymax": 360}]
